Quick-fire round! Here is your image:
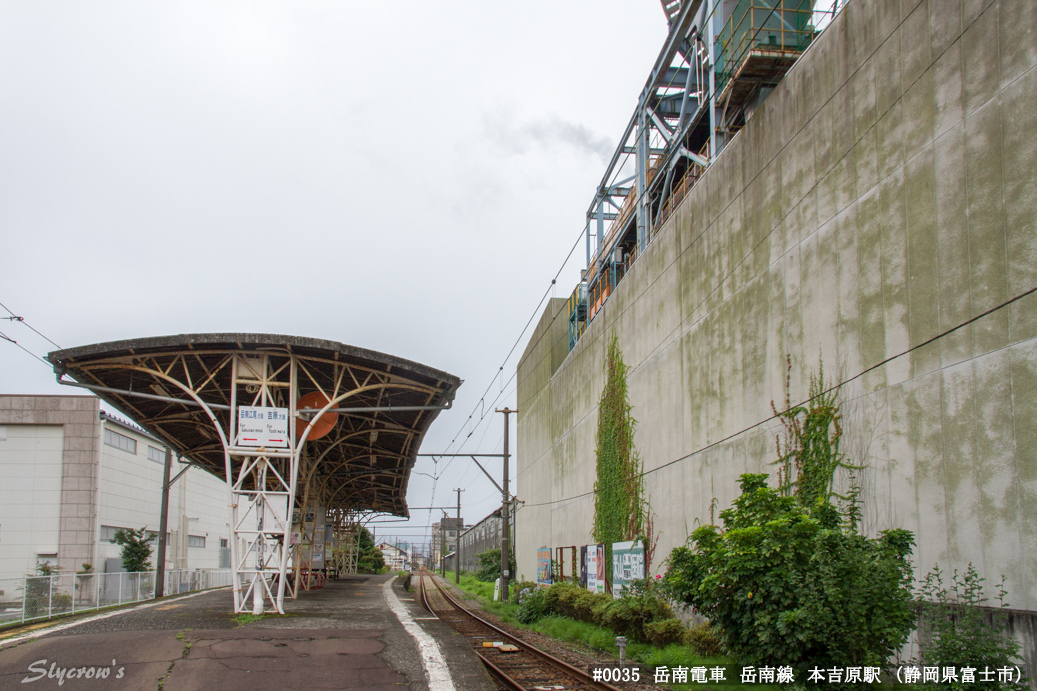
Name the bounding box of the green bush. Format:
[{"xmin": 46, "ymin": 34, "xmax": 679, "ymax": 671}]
[
  {"xmin": 683, "ymin": 622, "xmax": 724, "ymax": 657},
  {"xmin": 509, "ymin": 580, "xmax": 537, "ymax": 604},
  {"xmin": 645, "ymin": 618, "xmax": 685, "ymax": 647},
  {"xmin": 916, "ymin": 563, "xmax": 1027, "ymax": 691},
  {"xmin": 516, "ymin": 587, "xmax": 552, "ymax": 624},
  {"xmin": 573, "ymin": 591, "xmax": 610, "ymax": 625},
  {"xmin": 665, "ymin": 473, "xmax": 916, "ymax": 668},
  {"xmin": 598, "ymin": 578, "xmax": 673, "ymax": 643}
]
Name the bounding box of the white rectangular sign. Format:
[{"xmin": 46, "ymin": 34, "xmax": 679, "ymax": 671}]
[{"xmin": 237, "ymin": 406, "xmax": 289, "ymax": 447}]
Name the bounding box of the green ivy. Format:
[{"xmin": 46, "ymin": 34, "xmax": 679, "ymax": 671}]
[
  {"xmin": 593, "ymin": 335, "xmax": 648, "ymax": 586},
  {"xmin": 772, "ymin": 357, "xmax": 861, "ymax": 520}
]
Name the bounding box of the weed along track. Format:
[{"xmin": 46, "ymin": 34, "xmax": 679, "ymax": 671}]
[{"xmin": 418, "ymin": 569, "xmax": 622, "ymax": 691}]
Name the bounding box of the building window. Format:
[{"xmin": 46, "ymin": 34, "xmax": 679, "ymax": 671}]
[
  {"xmin": 104, "ymin": 428, "xmax": 137, "ymax": 455},
  {"xmin": 220, "ymin": 539, "xmax": 228, "ymax": 548},
  {"xmin": 188, "ymin": 535, "xmax": 206, "ymax": 549},
  {"xmin": 147, "ymin": 446, "xmax": 166, "ymax": 464},
  {"xmin": 100, "ymin": 525, "xmax": 130, "ymax": 542}
]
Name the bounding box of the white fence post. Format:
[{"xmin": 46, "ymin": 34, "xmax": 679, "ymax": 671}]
[
  {"xmin": 21, "ymin": 576, "xmax": 26, "ymax": 623},
  {"xmin": 48, "ymin": 576, "xmax": 53, "ymax": 618}
]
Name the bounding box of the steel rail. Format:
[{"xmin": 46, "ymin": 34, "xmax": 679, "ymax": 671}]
[{"xmin": 418, "ymin": 570, "xmax": 621, "ymax": 691}]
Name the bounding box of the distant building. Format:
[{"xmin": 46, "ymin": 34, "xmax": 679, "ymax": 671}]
[
  {"xmin": 377, "ymin": 542, "xmax": 410, "ymax": 571},
  {"xmin": 430, "ymin": 517, "xmax": 464, "ymax": 571},
  {"xmin": 0, "ymin": 395, "xmax": 229, "ymax": 577},
  {"xmin": 458, "ymin": 507, "xmax": 515, "ymax": 574}
]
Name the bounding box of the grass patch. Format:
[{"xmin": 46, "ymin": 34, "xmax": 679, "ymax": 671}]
[
  {"xmin": 448, "ymin": 573, "xmax": 777, "ymax": 691},
  {"xmin": 234, "ymin": 613, "xmax": 264, "ymax": 626}
]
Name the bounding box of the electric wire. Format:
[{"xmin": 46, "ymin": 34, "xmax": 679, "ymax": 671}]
[
  {"xmin": 0, "ymin": 301, "xmax": 62, "ymax": 349},
  {"xmin": 425, "ymin": 221, "xmax": 587, "ymax": 514},
  {"xmin": 519, "ymin": 282, "xmax": 1037, "ymax": 508},
  {"xmin": 0, "ymin": 329, "xmax": 51, "ymax": 367}
]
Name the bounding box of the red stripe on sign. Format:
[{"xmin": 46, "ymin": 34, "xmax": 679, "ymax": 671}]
[
  {"xmin": 242, "ymin": 438, "xmax": 257, "ymax": 441},
  {"xmin": 270, "ymin": 438, "xmax": 284, "ymax": 442}
]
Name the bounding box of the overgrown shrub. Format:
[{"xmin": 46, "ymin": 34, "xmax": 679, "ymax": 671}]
[
  {"xmin": 916, "ymin": 563, "xmax": 1027, "ymax": 691},
  {"xmin": 600, "ymin": 595, "xmax": 667, "ymax": 643},
  {"xmin": 509, "ymin": 580, "xmax": 537, "ymax": 604},
  {"xmin": 573, "ymin": 591, "xmax": 610, "ymax": 625},
  {"xmin": 683, "ymin": 622, "xmax": 724, "ymax": 657},
  {"xmin": 516, "ymin": 587, "xmax": 552, "ymax": 624},
  {"xmin": 665, "ymin": 473, "xmax": 916, "ymax": 668},
  {"xmin": 645, "ymin": 618, "xmax": 685, "ymax": 647}
]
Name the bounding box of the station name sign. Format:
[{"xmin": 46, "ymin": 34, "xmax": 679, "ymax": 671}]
[{"xmin": 237, "ymin": 406, "xmax": 289, "ymax": 447}]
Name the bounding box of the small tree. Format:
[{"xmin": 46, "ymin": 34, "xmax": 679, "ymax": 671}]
[
  {"xmin": 358, "ymin": 546, "xmax": 385, "ymax": 573},
  {"xmin": 111, "ymin": 528, "xmax": 155, "ymax": 573},
  {"xmin": 475, "ymin": 548, "xmax": 515, "ymax": 582}
]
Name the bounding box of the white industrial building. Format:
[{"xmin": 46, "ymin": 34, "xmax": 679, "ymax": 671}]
[{"xmin": 0, "ymin": 395, "xmax": 229, "ymax": 578}]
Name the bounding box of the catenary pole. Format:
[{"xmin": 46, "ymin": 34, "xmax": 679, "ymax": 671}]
[
  {"xmin": 496, "ymin": 408, "xmax": 516, "ymax": 601},
  {"xmin": 155, "ymin": 447, "xmax": 173, "ymax": 598},
  {"xmin": 455, "ymin": 488, "xmax": 464, "ymax": 583}
]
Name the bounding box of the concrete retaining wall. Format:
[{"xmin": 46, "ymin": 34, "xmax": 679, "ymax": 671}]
[{"xmin": 516, "ymin": 0, "xmax": 1037, "ymax": 627}]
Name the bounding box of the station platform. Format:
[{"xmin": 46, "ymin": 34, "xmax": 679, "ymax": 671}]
[{"xmin": 0, "ymin": 574, "xmax": 495, "ymax": 691}]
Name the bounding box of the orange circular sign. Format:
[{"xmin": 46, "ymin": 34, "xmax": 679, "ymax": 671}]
[{"xmin": 296, "ymin": 391, "xmax": 339, "ymax": 441}]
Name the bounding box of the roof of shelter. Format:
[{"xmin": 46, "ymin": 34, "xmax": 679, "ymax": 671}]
[{"xmin": 48, "ymin": 333, "xmax": 462, "ymax": 518}]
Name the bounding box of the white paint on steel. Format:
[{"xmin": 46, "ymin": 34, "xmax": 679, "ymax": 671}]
[{"xmin": 382, "ymin": 576, "xmax": 456, "ymax": 691}]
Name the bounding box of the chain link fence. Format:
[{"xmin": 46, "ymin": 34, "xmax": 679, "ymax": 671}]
[{"xmin": 0, "ymin": 569, "xmax": 231, "ymax": 626}]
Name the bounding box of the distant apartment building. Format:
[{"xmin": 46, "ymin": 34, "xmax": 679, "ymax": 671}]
[
  {"xmin": 430, "ymin": 517, "xmax": 464, "ymax": 571},
  {"xmin": 0, "ymin": 395, "xmax": 229, "ymax": 577}
]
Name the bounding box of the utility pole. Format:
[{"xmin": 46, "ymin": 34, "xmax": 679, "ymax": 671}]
[
  {"xmin": 496, "ymin": 408, "xmax": 517, "ymax": 601},
  {"xmin": 440, "ymin": 512, "xmax": 447, "ymax": 577},
  {"xmin": 454, "ymin": 488, "xmax": 464, "ymax": 584},
  {"xmin": 155, "ymin": 447, "xmax": 173, "ymax": 598}
]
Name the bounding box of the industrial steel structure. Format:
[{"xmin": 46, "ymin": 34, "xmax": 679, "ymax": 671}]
[
  {"xmin": 47, "ymin": 334, "xmax": 461, "ymax": 613},
  {"xmin": 569, "ymin": 0, "xmax": 840, "ymax": 350}
]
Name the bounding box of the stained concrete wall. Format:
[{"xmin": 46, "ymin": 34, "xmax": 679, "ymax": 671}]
[{"xmin": 516, "ymin": 0, "xmax": 1037, "ymax": 621}]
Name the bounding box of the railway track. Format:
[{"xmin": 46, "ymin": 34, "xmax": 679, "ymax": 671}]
[{"xmin": 418, "ymin": 569, "xmax": 622, "ymax": 691}]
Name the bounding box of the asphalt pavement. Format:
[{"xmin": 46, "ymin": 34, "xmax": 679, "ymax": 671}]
[{"xmin": 0, "ymin": 573, "xmax": 495, "ymax": 691}]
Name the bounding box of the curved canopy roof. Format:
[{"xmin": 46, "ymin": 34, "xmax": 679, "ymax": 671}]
[{"xmin": 47, "ymin": 333, "xmax": 462, "ymax": 517}]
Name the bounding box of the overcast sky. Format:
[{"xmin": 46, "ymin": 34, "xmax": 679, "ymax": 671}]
[{"xmin": 0, "ymin": 1, "xmax": 667, "ymax": 552}]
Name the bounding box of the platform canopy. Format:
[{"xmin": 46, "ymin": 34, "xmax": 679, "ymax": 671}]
[{"xmin": 47, "ymin": 333, "xmax": 461, "ymax": 518}]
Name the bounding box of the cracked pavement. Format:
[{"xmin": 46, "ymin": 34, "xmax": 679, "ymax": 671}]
[{"xmin": 0, "ymin": 574, "xmax": 495, "ymax": 690}]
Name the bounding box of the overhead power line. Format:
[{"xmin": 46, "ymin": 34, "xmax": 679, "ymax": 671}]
[
  {"xmin": 520, "ymin": 282, "xmax": 1037, "ymax": 509},
  {"xmin": 0, "ymin": 301, "xmax": 62, "ymax": 349}
]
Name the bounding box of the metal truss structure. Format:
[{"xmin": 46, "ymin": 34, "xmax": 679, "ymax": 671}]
[
  {"xmin": 48, "ymin": 334, "xmax": 460, "ymax": 613},
  {"xmin": 568, "ymin": 0, "xmax": 842, "ymax": 348}
]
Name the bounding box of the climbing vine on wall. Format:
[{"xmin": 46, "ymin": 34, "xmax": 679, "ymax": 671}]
[
  {"xmin": 593, "ymin": 335, "xmax": 652, "ymax": 586},
  {"xmin": 772, "ymin": 356, "xmax": 862, "ymax": 524}
]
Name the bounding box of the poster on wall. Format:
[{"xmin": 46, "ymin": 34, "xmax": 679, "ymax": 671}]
[
  {"xmin": 583, "ymin": 543, "xmax": 605, "ymax": 594},
  {"xmin": 536, "ymin": 546, "xmax": 552, "ymax": 585},
  {"xmin": 611, "ymin": 540, "xmax": 645, "ymax": 597}
]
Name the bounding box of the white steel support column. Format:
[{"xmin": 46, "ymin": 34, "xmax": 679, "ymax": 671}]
[{"xmin": 224, "ymin": 353, "xmax": 299, "ymax": 614}]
